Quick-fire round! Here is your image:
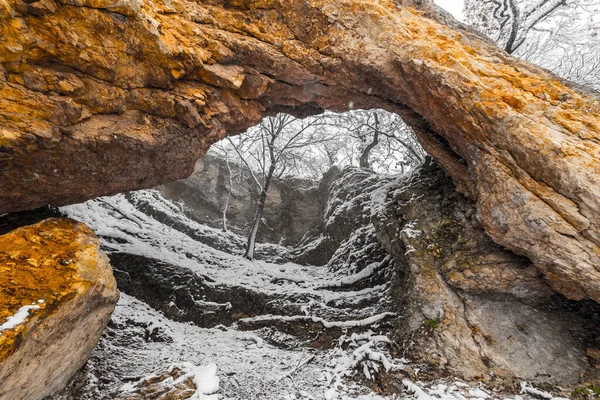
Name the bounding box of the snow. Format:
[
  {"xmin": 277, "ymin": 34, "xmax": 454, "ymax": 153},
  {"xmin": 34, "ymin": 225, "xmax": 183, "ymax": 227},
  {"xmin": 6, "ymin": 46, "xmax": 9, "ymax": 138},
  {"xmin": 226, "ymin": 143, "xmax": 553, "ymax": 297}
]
[
  {"xmin": 238, "ymin": 312, "xmax": 395, "ymax": 329},
  {"xmin": 240, "ymin": 334, "xmax": 264, "ymax": 348},
  {"xmin": 63, "ymin": 192, "xmax": 330, "ymax": 297},
  {"xmin": 57, "ymin": 190, "xmax": 402, "ymax": 398},
  {"xmin": 369, "ymin": 166, "xmax": 425, "ymax": 219},
  {"xmin": 519, "ymin": 382, "xmax": 553, "ymax": 399},
  {"xmin": 400, "ymin": 222, "xmax": 422, "ymax": 239},
  {"xmin": 78, "ymin": 293, "xmax": 400, "ymax": 400},
  {"xmin": 322, "ymin": 285, "xmax": 388, "ymax": 307},
  {"xmin": 120, "ymin": 361, "xmax": 219, "ymax": 399},
  {"xmin": 400, "ymin": 380, "xmax": 569, "ymax": 400},
  {"xmin": 190, "ymin": 363, "xmax": 220, "ymax": 399},
  {"xmin": 323, "ymin": 330, "xmax": 404, "ymax": 396},
  {"xmin": 404, "ymin": 245, "xmax": 417, "ymax": 256},
  {"xmin": 61, "ymin": 190, "xmax": 394, "ymax": 328},
  {"xmin": 55, "ymin": 189, "xmax": 573, "ymax": 400},
  {"xmin": 322, "ymin": 260, "xmax": 385, "ymax": 287},
  {"xmin": 0, "ymin": 300, "xmax": 43, "ymax": 335},
  {"xmin": 403, "ymin": 380, "xmax": 435, "ymax": 400},
  {"xmin": 469, "ymin": 388, "xmax": 491, "ymax": 399}
]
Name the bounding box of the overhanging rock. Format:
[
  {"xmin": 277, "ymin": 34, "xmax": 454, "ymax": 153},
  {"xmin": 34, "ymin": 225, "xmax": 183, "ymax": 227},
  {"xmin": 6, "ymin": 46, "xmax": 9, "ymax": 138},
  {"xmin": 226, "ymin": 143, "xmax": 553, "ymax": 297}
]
[{"xmin": 0, "ymin": 0, "xmax": 599, "ymax": 302}]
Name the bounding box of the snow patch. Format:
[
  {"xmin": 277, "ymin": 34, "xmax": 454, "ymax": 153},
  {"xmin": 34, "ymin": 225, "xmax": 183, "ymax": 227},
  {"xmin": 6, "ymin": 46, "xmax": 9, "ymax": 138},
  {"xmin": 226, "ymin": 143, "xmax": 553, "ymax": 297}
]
[
  {"xmin": 400, "ymin": 221, "xmax": 422, "ymax": 239},
  {"xmin": 324, "ymin": 331, "xmax": 405, "ymax": 398},
  {"xmin": 189, "ymin": 363, "xmax": 220, "ymax": 399},
  {"xmin": 324, "ymin": 260, "xmax": 384, "ymax": 287},
  {"xmin": 239, "ymin": 312, "xmax": 395, "ymax": 329},
  {"xmin": 0, "ymin": 301, "xmax": 43, "ymax": 335},
  {"xmin": 120, "ymin": 361, "xmax": 219, "ymax": 399},
  {"xmin": 519, "ymin": 382, "xmax": 553, "ymax": 399},
  {"xmin": 403, "ymin": 380, "xmax": 434, "ymax": 400}
]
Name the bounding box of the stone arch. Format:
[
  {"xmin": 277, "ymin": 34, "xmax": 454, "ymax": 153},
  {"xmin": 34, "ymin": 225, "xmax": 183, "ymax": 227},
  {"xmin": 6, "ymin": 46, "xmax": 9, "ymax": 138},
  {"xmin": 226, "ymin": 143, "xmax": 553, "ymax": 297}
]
[{"xmin": 1, "ymin": 0, "xmax": 599, "ymax": 302}]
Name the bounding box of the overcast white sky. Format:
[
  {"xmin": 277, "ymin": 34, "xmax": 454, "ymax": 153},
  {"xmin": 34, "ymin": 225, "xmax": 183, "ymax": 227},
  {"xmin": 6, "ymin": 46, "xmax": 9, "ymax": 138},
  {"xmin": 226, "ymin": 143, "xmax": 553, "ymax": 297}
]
[{"xmin": 433, "ymin": 0, "xmax": 465, "ymax": 20}]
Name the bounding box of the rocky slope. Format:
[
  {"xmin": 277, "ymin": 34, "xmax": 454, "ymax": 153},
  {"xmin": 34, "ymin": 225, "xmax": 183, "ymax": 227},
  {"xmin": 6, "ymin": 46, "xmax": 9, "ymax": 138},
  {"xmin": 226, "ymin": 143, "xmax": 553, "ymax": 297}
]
[
  {"xmin": 371, "ymin": 161, "xmax": 599, "ymax": 385},
  {"xmin": 1, "ymin": 0, "xmax": 600, "ymax": 305},
  {"xmin": 297, "ymin": 160, "xmax": 600, "ymax": 385},
  {"xmin": 47, "ymin": 185, "xmax": 400, "ymax": 399},
  {"xmin": 30, "ymin": 162, "xmax": 597, "ymax": 397}
]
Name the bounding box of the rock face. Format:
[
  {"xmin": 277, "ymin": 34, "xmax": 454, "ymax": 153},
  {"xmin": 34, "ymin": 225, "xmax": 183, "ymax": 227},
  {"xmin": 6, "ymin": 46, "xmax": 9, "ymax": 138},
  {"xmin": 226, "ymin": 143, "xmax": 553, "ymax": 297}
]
[
  {"xmin": 372, "ymin": 161, "xmax": 595, "ymax": 384},
  {"xmin": 111, "ymin": 252, "xmax": 277, "ymax": 327},
  {"xmin": 158, "ymin": 154, "xmax": 327, "ymax": 245},
  {"xmin": 0, "ymin": 0, "xmax": 599, "ymax": 303},
  {"xmin": 293, "ymin": 167, "xmax": 390, "ymax": 267},
  {"xmin": 49, "ymin": 163, "xmax": 600, "ymax": 387},
  {"xmin": 0, "ymin": 218, "xmax": 119, "ymax": 400}
]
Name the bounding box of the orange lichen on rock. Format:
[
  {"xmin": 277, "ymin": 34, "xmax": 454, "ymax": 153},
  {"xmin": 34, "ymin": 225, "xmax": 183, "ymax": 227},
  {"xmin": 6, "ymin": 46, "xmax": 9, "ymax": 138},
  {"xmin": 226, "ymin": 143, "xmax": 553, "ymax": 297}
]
[
  {"xmin": 0, "ymin": 218, "xmax": 119, "ymax": 399},
  {"xmin": 0, "ymin": 219, "xmax": 94, "ymax": 359}
]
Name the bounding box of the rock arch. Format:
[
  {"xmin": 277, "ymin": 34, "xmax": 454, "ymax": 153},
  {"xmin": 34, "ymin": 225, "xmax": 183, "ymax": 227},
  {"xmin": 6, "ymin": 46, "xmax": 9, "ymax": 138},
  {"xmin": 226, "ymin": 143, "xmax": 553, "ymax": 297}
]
[{"xmin": 1, "ymin": 0, "xmax": 599, "ymax": 303}]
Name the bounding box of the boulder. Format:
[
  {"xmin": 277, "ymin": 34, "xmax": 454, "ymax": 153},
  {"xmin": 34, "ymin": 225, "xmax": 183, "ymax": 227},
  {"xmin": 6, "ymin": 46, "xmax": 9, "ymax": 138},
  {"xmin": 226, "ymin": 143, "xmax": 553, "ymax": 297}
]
[
  {"xmin": 0, "ymin": 218, "xmax": 119, "ymax": 400},
  {"xmin": 116, "ymin": 363, "xmax": 219, "ymax": 400}
]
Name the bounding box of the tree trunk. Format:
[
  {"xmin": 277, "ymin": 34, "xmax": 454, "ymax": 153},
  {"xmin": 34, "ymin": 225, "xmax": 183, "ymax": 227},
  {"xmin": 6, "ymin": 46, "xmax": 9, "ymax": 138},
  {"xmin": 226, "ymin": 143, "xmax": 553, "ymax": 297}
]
[
  {"xmin": 504, "ymin": 0, "xmax": 521, "ymax": 54},
  {"xmin": 243, "ymin": 164, "xmax": 276, "ymax": 261},
  {"xmin": 359, "ymin": 113, "xmax": 380, "ymax": 169},
  {"xmin": 222, "ymin": 157, "xmax": 233, "ymax": 233}
]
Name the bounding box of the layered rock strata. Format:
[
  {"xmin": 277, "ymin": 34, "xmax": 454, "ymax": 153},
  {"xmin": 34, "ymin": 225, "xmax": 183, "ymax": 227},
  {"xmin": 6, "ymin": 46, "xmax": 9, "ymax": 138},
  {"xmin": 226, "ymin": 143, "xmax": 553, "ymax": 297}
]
[{"xmin": 372, "ymin": 161, "xmax": 595, "ymax": 385}]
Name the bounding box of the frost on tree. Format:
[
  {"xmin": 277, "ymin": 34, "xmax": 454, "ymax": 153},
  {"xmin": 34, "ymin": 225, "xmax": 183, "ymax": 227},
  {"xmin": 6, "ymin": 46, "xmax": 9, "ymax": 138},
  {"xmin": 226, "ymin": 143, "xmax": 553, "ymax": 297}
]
[{"xmin": 464, "ymin": 0, "xmax": 600, "ymax": 89}]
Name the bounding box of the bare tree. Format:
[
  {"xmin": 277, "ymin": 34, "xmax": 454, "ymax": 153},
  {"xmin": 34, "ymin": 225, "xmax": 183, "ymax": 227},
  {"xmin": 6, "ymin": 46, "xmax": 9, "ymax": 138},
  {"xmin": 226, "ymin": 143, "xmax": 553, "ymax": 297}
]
[
  {"xmin": 464, "ymin": 0, "xmax": 571, "ymax": 54},
  {"xmin": 220, "ymin": 114, "xmax": 329, "ymax": 260},
  {"xmin": 325, "ymin": 110, "xmax": 425, "ymax": 173},
  {"xmin": 208, "ymin": 109, "xmax": 425, "ymax": 259},
  {"xmin": 464, "ymin": 0, "xmax": 600, "ymax": 90},
  {"xmin": 222, "ymin": 155, "xmax": 233, "ymax": 232},
  {"xmin": 208, "ymin": 142, "xmax": 239, "ymax": 233}
]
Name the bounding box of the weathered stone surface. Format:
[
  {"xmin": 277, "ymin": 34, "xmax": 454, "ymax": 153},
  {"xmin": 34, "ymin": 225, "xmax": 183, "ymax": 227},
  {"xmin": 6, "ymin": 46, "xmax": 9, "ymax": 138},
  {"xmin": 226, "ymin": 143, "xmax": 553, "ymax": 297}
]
[
  {"xmin": 0, "ymin": 0, "xmax": 599, "ymax": 304},
  {"xmin": 294, "ymin": 167, "xmax": 392, "ymax": 267},
  {"xmin": 110, "ymin": 252, "xmax": 275, "ymax": 327},
  {"xmin": 372, "ymin": 161, "xmax": 594, "ymax": 385},
  {"xmin": 0, "ymin": 218, "xmax": 119, "ymax": 400}
]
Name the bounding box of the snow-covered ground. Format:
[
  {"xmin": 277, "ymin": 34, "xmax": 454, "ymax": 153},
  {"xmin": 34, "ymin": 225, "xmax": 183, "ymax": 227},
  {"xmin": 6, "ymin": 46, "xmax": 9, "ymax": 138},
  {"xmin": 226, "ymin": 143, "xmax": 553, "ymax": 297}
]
[
  {"xmin": 51, "ymin": 190, "xmax": 572, "ymax": 400},
  {"xmin": 72, "ymin": 293, "xmax": 399, "ymax": 399},
  {"xmin": 63, "ymin": 191, "xmax": 393, "ymax": 322},
  {"xmin": 61, "ymin": 293, "xmax": 569, "ymax": 400}
]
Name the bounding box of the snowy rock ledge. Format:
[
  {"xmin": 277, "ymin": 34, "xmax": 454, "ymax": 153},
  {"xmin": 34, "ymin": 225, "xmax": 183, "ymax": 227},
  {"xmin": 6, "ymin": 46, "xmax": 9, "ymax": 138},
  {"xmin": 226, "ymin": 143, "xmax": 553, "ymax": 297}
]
[{"xmin": 0, "ymin": 219, "xmax": 119, "ymax": 399}]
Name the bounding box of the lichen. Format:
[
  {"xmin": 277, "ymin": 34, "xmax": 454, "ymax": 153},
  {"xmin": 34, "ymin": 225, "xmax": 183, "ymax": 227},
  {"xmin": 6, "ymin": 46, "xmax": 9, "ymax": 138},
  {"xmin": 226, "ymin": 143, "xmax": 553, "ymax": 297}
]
[
  {"xmin": 0, "ymin": 219, "xmax": 100, "ymax": 361},
  {"xmin": 571, "ymin": 385, "xmax": 600, "ymax": 400}
]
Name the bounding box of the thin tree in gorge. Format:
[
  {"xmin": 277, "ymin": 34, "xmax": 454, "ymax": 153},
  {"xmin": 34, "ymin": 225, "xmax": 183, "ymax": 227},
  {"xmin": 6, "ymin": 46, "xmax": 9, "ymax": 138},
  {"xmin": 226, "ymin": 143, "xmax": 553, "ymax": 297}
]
[
  {"xmin": 325, "ymin": 110, "xmax": 425, "ymax": 173},
  {"xmin": 464, "ymin": 0, "xmax": 600, "ymax": 90},
  {"xmin": 226, "ymin": 114, "xmax": 329, "ymax": 260}
]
